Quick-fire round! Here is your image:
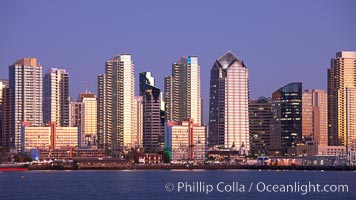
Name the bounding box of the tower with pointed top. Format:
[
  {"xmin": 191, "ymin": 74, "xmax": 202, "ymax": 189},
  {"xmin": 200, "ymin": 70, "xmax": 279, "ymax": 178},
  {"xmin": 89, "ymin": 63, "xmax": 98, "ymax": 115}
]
[{"xmin": 208, "ymin": 51, "xmax": 250, "ymax": 150}]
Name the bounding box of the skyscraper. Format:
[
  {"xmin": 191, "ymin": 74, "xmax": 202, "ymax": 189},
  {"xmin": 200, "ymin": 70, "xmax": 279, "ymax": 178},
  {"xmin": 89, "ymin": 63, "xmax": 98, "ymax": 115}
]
[
  {"xmin": 97, "ymin": 54, "xmax": 135, "ymax": 155},
  {"xmin": 208, "ymin": 51, "xmax": 249, "ymax": 150},
  {"xmin": 302, "ymin": 89, "xmax": 328, "ymax": 146},
  {"xmin": 0, "ymin": 80, "xmax": 9, "ymax": 152},
  {"xmin": 43, "ymin": 68, "xmax": 69, "ymax": 126},
  {"xmin": 249, "ymin": 97, "xmax": 281, "ymax": 156},
  {"xmin": 272, "ymin": 82, "xmax": 302, "ymax": 154},
  {"xmin": 164, "ymin": 56, "xmax": 201, "ymax": 125},
  {"xmin": 9, "ymin": 58, "xmax": 42, "ymax": 153},
  {"xmin": 164, "ymin": 76, "xmax": 173, "ymax": 121},
  {"xmin": 139, "ymin": 72, "xmax": 164, "ymax": 152},
  {"xmin": 79, "ymin": 93, "xmax": 97, "ymax": 148},
  {"xmin": 97, "ymin": 74, "xmax": 106, "ymax": 149},
  {"xmin": 328, "ymin": 51, "xmax": 356, "ymax": 150}
]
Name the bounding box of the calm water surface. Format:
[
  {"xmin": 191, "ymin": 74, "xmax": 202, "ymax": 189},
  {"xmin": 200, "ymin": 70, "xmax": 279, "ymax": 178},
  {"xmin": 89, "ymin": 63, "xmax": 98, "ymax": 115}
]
[{"xmin": 0, "ymin": 170, "xmax": 355, "ymax": 200}]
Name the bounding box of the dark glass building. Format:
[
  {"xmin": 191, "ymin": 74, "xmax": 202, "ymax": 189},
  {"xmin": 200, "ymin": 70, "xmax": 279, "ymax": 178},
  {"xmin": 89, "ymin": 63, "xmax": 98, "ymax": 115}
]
[
  {"xmin": 139, "ymin": 72, "xmax": 164, "ymax": 152},
  {"xmin": 272, "ymin": 82, "xmax": 302, "ymax": 155},
  {"xmin": 249, "ymin": 97, "xmax": 281, "ymax": 156}
]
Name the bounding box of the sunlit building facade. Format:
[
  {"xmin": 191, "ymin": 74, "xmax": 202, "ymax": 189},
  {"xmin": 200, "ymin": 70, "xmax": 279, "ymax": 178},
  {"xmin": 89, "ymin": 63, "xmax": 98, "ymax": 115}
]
[
  {"xmin": 79, "ymin": 93, "xmax": 97, "ymax": 148},
  {"xmin": 22, "ymin": 122, "xmax": 78, "ymax": 152},
  {"xmin": 97, "ymin": 54, "xmax": 135, "ymax": 154},
  {"xmin": 164, "ymin": 119, "xmax": 206, "ymax": 161},
  {"xmin": 208, "ymin": 51, "xmax": 249, "ymax": 150},
  {"xmin": 164, "ymin": 56, "xmax": 201, "ymax": 125},
  {"xmin": 302, "ymin": 89, "xmax": 328, "ymax": 145},
  {"xmin": 9, "ymin": 58, "xmax": 43, "ymax": 153},
  {"xmin": 328, "ymin": 51, "xmax": 356, "ymax": 151},
  {"xmin": 43, "ymin": 68, "xmax": 69, "ymax": 126}
]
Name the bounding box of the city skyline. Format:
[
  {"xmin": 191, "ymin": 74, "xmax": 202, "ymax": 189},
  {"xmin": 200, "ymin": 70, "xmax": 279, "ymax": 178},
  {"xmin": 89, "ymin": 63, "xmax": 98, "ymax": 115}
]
[{"xmin": 1, "ymin": 1, "xmax": 355, "ymax": 123}]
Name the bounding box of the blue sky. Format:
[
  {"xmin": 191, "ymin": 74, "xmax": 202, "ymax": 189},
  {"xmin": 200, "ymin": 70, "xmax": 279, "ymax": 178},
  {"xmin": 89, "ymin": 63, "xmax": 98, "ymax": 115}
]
[{"xmin": 0, "ymin": 0, "xmax": 355, "ymax": 123}]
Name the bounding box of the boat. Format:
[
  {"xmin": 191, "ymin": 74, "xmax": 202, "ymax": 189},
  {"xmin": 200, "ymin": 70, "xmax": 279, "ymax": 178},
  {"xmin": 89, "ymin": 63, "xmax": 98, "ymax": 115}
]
[{"xmin": 0, "ymin": 163, "xmax": 29, "ymax": 171}]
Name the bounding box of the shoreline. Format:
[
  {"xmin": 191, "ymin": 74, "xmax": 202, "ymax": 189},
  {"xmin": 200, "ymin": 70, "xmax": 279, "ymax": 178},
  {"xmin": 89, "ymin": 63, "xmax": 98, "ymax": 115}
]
[{"xmin": 28, "ymin": 164, "xmax": 356, "ymax": 171}]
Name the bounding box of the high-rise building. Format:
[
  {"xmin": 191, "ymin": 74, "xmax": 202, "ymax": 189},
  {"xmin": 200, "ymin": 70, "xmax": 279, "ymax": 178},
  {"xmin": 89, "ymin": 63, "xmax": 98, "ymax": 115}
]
[
  {"xmin": 1, "ymin": 87, "xmax": 13, "ymax": 153},
  {"xmin": 0, "ymin": 80, "xmax": 9, "ymax": 152},
  {"xmin": 272, "ymin": 82, "xmax": 302, "ymax": 154},
  {"xmin": 134, "ymin": 96, "xmax": 143, "ymax": 148},
  {"xmin": 97, "ymin": 74, "xmax": 106, "ymax": 149},
  {"xmin": 139, "ymin": 72, "xmax": 164, "ymax": 152},
  {"xmin": 346, "ymin": 88, "xmax": 356, "ymax": 152},
  {"xmin": 97, "ymin": 54, "xmax": 135, "ymax": 155},
  {"xmin": 164, "ymin": 76, "xmax": 173, "ymax": 121},
  {"xmin": 208, "ymin": 51, "xmax": 249, "ymax": 150},
  {"xmin": 78, "ymin": 93, "xmax": 97, "ymax": 148},
  {"xmin": 164, "ymin": 119, "xmax": 206, "ymax": 161},
  {"xmin": 9, "ymin": 58, "xmax": 42, "ymax": 153},
  {"xmin": 249, "ymin": 97, "xmax": 281, "ymax": 156},
  {"xmin": 164, "ymin": 56, "xmax": 201, "ymax": 124},
  {"xmin": 302, "ymin": 89, "xmax": 328, "ymax": 146},
  {"xmin": 328, "ymin": 51, "xmax": 356, "ymax": 151},
  {"xmin": 43, "ymin": 68, "xmax": 69, "ymax": 126}
]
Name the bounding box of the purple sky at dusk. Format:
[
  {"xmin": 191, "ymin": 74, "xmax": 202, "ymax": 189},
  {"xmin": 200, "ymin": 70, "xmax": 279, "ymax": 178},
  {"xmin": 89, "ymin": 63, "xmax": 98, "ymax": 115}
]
[{"xmin": 0, "ymin": 0, "xmax": 355, "ymax": 123}]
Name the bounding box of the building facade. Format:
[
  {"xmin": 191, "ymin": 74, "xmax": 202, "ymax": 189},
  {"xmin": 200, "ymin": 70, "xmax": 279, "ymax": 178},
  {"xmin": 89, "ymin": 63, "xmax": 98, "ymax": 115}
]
[
  {"xmin": 164, "ymin": 119, "xmax": 206, "ymax": 161},
  {"xmin": 134, "ymin": 96, "xmax": 143, "ymax": 148},
  {"xmin": 249, "ymin": 97, "xmax": 281, "ymax": 156},
  {"xmin": 139, "ymin": 72, "xmax": 164, "ymax": 152},
  {"xmin": 328, "ymin": 51, "xmax": 356, "ymax": 151},
  {"xmin": 79, "ymin": 93, "xmax": 97, "ymax": 148},
  {"xmin": 22, "ymin": 122, "xmax": 78, "ymax": 152},
  {"xmin": 302, "ymin": 89, "xmax": 328, "ymax": 145},
  {"xmin": 9, "ymin": 58, "xmax": 43, "ymax": 153},
  {"xmin": 43, "ymin": 68, "xmax": 70, "ymax": 126},
  {"xmin": 272, "ymin": 82, "xmax": 302, "ymax": 155},
  {"xmin": 97, "ymin": 54, "xmax": 135, "ymax": 155},
  {"xmin": 0, "ymin": 80, "xmax": 9, "ymax": 152},
  {"xmin": 164, "ymin": 56, "xmax": 201, "ymax": 125},
  {"xmin": 208, "ymin": 51, "xmax": 249, "ymax": 150}
]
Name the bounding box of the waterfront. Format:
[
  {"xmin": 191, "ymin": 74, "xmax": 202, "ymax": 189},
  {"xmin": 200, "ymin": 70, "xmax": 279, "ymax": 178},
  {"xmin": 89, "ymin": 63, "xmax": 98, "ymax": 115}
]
[{"xmin": 0, "ymin": 170, "xmax": 355, "ymax": 200}]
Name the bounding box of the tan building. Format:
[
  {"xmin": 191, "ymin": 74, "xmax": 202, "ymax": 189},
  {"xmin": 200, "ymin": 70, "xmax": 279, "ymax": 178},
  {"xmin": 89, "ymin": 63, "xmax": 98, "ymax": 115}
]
[
  {"xmin": 328, "ymin": 51, "xmax": 356, "ymax": 149},
  {"xmin": 79, "ymin": 93, "xmax": 97, "ymax": 148},
  {"xmin": 97, "ymin": 54, "xmax": 135, "ymax": 154},
  {"xmin": 302, "ymin": 89, "xmax": 328, "ymax": 145},
  {"xmin": 346, "ymin": 88, "xmax": 356, "ymax": 151},
  {"xmin": 317, "ymin": 145, "xmax": 346, "ymax": 156},
  {"xmin": 164, "ymin": 119, "xmax": 206, "ymax": 161},
  {"xmin": 164, "ymin": 56, "xmax": 201, "ymax": 125},
  {"xmin": 22, "ymin": 122, "xmax": 78, "ymax": 152}
]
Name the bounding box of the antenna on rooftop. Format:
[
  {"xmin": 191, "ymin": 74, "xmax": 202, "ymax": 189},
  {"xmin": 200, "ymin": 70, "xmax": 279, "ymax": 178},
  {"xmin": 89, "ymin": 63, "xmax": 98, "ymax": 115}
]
[{"xmin": 85, "ymin": 81, "xmax": 89, "ymax": 94}]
